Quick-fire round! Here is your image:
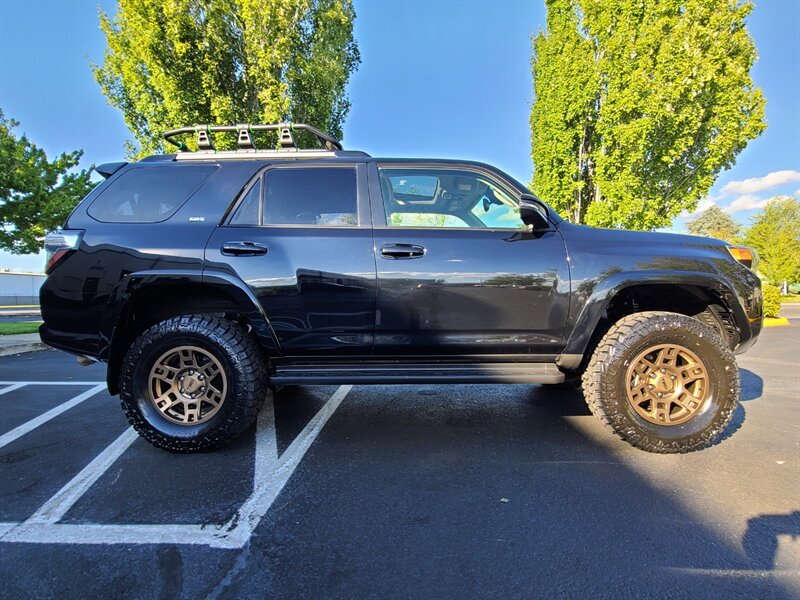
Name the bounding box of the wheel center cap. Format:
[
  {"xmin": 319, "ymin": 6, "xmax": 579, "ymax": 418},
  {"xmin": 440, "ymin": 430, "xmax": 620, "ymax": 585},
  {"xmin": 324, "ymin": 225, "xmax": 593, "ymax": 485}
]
[{"xmin": 178, "ymin": 369, "xmax": 204, "ymax": 397}]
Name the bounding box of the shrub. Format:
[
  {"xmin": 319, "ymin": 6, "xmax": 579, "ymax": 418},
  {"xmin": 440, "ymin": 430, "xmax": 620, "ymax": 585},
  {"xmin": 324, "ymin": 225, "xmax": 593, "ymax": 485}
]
[{"xmin": 763, "ymin": 284, "xmax": 781, "ymax": 318}]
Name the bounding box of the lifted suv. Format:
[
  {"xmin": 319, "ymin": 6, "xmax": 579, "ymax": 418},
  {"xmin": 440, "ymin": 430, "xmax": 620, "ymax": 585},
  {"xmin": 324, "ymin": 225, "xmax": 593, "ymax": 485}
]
[{"xmin": 40, "ymin": 123, "xmax": 762, "ymax": 454}]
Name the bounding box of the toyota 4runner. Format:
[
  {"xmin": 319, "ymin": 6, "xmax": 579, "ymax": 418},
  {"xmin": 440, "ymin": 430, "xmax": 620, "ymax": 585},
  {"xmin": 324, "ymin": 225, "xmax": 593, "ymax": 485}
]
[{"xmin": 40, "ymin": 123, "xmax": 762, "ymax": 454}]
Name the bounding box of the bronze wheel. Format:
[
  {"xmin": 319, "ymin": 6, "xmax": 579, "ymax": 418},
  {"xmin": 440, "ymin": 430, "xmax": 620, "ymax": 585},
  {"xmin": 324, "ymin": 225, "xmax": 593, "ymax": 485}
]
[
  {"xmin": 148, "ymin": 345, "xmax": 227, "ymax": 425},
  {"xmin": 625, "ymin": 343, "xmax": 710, "ymax": 426},
  {"xmin": 582, "ymin": 311, "xmax": 739, "ymax": 454}
]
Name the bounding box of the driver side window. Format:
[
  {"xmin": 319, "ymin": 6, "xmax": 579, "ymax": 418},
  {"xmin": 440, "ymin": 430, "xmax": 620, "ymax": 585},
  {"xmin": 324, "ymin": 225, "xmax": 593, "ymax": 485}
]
[{"xmin": 379, "ymin": 168, "xmax": 525, "ymax": 229}]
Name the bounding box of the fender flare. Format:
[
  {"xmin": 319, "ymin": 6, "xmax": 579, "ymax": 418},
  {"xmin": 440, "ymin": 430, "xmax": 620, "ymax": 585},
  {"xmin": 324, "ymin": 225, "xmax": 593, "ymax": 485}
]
[
  {"xmin": 102, "ymin": 269, "xmax": 279, "ymax": 394},
  {"xmin": 560, "ymin": 269, "xmax": 749, "ymax": 365}
]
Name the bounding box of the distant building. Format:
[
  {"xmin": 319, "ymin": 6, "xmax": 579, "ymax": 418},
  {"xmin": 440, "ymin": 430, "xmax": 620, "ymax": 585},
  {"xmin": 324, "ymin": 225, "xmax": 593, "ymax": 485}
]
[{"xmin": 0, "ymin": 272, "xmax": 46, "ymax": 305}]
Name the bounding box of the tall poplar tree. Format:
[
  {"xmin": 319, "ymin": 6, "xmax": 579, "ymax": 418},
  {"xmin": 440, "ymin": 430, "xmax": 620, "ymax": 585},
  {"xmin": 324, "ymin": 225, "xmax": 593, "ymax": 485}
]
[
  {"xmin": 94, "ymin": 0, "xmax": 360, "ymax": 158},
  {"xmin": 530, "ymin": 0, "xmax": 765, "ymax": 229}
]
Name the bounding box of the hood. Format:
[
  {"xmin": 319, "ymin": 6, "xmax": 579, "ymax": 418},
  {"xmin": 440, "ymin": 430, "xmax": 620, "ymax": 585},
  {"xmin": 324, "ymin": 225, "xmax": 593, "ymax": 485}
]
[{"xmin": 557, "ymin": 221, "xmax": 729, "ymax": 249}]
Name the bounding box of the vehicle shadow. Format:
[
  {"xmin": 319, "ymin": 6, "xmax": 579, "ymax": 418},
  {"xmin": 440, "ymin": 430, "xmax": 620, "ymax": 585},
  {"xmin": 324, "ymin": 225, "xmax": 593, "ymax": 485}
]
[
  {"xmin": 743, "ymin": 511, "xmax": 800, "ymax": 570},
  {"xmin": 227, "ymin": 382, "xmax": 797, "ymax": 599},
  {"xmin": 716, "ymin": 368, "xmax": 764, "ymax": 446}
]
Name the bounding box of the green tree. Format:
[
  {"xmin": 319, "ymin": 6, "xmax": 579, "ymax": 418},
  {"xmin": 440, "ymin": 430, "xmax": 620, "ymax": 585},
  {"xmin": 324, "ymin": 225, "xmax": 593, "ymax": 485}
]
[
  {"xmin": 0, "ymin": 111, "xmax": 94, "ymax": 254},
  {"xmin": 94, "ymin": 0, "xmax": 360, "ymax": 158},
  {"xmin": 685, "ymin": 205, "xmax": 741, "ymax": 243},
  {"xmin": 743, "ymin": 197, "xmax": 800, "ymax": 286},
  {"xmin": 530, "ymin": 0, "xmax": 765, "ymax": 229}
]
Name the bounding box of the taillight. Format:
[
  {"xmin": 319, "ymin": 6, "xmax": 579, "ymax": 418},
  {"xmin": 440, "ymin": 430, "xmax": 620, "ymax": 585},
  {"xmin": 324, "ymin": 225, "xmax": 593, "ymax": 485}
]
[
  {"xmin": 727, "ymin": 245, "xmax": 758, "ymax": 271},
  {"xmin": 44, "ymin": 229, "xmax": 83, "ymax": 273}
]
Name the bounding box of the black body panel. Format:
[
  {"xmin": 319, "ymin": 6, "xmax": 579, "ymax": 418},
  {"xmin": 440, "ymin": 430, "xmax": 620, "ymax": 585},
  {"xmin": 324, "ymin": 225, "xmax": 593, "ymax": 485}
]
[{"xmin": 39, "ymin": 151, "xmax": 763, "ymax": 392}]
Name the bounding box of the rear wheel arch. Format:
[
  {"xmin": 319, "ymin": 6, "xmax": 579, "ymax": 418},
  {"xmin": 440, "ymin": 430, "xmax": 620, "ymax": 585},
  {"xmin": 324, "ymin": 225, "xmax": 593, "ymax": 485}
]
[{"xmin": 105, "ymin": 274, "xmax": 278, "ymax": 394}]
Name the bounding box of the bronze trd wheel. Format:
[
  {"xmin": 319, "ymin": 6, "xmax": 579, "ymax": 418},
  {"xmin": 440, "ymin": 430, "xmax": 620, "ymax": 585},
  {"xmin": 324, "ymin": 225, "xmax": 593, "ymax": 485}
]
[
  {"xmin": 582, "ymin": 311, "xmax": 739, "ymax": 453},
  {"xmin": 148, "ymin": 345, "xmax": 228, "ymax": 425},
  {"xmin": 119, "ymin": 315, "xmax": 268, "ymax": 452},
  {"xmin": 625, "ymin": 344, "xmax": 709, "ymax": 426}
]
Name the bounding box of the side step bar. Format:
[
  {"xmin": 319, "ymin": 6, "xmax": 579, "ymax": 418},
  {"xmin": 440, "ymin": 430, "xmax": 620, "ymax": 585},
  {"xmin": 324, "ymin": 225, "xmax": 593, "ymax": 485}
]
[{"xmin": 270, "ymin": 362, "xmax": 565, "ymax": 385}]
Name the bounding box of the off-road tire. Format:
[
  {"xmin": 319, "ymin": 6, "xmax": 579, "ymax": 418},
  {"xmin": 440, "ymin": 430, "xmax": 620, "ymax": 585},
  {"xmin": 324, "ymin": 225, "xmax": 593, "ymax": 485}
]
[
  {"xmin": 582, "ymin": 311, "xmax": 739, "ymax": 453},
  {"xmin": 119, "ymin": 315, "xmax": 268, "ymax": 452}
]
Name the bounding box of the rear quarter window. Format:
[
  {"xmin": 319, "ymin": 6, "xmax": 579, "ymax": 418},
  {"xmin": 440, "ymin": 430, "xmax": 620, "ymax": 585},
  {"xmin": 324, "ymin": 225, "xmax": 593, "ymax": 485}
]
[{"xmin": 87, "ymin": 165, "xmax": 217, "ymax": 223}]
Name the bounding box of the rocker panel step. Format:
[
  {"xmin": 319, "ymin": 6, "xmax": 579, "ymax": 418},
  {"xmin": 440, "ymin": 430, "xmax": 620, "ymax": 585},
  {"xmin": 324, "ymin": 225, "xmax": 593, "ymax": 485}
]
[{"xmin": 270, "ymin": 362, "xmax": 565, "ymax": 385}]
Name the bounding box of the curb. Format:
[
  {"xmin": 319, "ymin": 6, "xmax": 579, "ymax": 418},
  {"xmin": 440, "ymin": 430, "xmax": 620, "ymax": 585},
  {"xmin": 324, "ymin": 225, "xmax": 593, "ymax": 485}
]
[
  {"xmin": 763, "ymin": 317, "xmax": 791, "ymax": 328},
  {"xmin": 0, "ymin": 342, "xmax": 48, "ymax": 357}
]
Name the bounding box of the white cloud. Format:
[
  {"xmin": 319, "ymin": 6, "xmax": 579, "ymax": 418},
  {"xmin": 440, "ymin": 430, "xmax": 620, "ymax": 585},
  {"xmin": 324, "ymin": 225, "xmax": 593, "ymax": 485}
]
[
  {"xmin": 723, "ymin": 194, "xmax": 770, "ymax": 214},
  {"xmin": 695, "ymin": 197, "xmax": 715, "ymax": 213},
  {"xmin": 720, "ymin": 170, "xmax": 800, "ymax": 195}
]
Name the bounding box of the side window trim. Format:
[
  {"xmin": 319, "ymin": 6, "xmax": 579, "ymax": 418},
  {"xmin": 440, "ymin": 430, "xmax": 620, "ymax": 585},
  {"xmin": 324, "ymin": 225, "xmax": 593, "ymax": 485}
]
[
  {"xmin": 373, "ymin": 164, "xmax": 525, "ymax": 231},
  {"xmin": 225, "ymin": 163, "xmax": 368, "ymax": 228},
  {"xmin": 226, "ymin": 173, "xmax": 263, "ymax": 225}
]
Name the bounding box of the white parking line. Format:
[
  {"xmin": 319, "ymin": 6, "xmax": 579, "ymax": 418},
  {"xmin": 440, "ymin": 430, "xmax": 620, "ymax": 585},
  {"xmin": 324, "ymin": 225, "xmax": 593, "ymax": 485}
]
[
  {"xmin": 0, "ymin": 384, "xmax": 352, "ymax": 548},
  {"xmin": 0, "ymin": 384, "xmax": 106, "ymax": 449},
  {"xmin": 0, "ymin": 383, "xmax": 27, "ymax": 396},
  {"xmin": 230, "ymin": 384, "xmax": 352, "ymax": 544},
  {"xmin": 27, "ymin": 428, "xmax": 140, "ymax": 524},
  {"xmin": 0, "ymin": 381, "xmax": 105, "ymax": 386}
]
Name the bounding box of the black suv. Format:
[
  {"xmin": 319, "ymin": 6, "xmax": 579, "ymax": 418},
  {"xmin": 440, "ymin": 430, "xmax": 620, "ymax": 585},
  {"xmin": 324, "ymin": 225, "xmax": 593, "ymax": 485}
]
[{"xmin": 40, "ymin": 123, "xmax": 762, "ymax": 454}]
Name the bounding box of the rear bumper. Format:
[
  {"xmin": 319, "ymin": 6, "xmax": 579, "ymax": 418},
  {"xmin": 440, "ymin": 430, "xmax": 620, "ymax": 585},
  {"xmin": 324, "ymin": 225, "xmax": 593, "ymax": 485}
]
[{"xmin": 38, "ymin": 323, "xmax": 101, "ymax": 358}]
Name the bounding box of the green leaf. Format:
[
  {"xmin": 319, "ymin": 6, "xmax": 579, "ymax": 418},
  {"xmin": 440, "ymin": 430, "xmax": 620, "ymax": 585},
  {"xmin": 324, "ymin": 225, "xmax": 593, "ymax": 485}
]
[
  {"xmin": 0, "ymin": 110, "xmax": 95, "ymax": 254},
  {"xmin": 530, "ymin": 0, "xmax": 765, "ymax": 231},
  {"xmin": 93, "ymin": 0, "xmax": 360, "ymax": 159}
]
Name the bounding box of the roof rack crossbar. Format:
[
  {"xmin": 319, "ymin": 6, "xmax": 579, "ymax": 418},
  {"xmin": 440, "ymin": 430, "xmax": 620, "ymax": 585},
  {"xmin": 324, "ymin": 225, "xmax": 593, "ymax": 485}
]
[{"xmin": 162, "ymin": 122, "xmax": 342, "ymax": 152}]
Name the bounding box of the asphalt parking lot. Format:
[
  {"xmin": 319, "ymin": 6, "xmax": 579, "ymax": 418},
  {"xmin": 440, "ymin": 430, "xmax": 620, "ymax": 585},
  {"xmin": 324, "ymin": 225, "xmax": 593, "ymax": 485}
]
[{"xmin": 0, "ymin": 323, "xmax": 798, "ymax": 599}]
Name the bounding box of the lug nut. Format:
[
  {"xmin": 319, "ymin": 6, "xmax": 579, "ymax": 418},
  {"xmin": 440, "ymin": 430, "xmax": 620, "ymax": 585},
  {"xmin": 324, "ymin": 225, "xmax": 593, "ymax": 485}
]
[
  {"xmin": 648, "ymin": 384, "xmax": 654, "ymax": 390},
  {"xmin": 200, "ymin": 386, "xmax": 206, "ymax": 392},
  {"xmin": 660, "ymin": 368, "xmax": 666, "ymax": 373},
  {"xmin": 657, "ymin": 392, "xmax": 663, "ymax": 398}
]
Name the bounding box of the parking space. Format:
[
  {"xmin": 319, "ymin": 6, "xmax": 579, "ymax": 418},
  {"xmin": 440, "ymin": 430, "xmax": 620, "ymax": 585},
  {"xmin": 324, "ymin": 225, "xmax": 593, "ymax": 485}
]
[{"xmin": 0, "ymin": 326, "xmax": 798, "ymax": 598}]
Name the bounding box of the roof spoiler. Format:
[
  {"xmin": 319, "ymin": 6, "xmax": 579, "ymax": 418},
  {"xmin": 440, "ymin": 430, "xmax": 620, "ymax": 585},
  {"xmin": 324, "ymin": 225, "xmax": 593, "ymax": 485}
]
[
  {"xmin": 162, "ymin": 122, "xmax": 343, "ymax": 153},
  {"xmin": 94, "ymin": 162, "xmax": 128, "ymax": 179}
]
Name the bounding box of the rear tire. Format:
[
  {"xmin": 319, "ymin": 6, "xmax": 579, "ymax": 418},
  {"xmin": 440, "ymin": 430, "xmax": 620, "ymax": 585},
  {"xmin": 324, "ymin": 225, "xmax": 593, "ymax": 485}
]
[
  {"xmin": 582, "ymin": 311, "xmax": 739, "ymax": 453},
  {"xmin": 119, "ymin": 315, "xmax": 268, "ymax": 452}
]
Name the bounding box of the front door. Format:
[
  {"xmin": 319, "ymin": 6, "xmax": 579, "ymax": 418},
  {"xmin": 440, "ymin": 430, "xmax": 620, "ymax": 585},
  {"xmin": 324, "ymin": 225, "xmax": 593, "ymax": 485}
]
[
  {"xmin": 205, "ymin": 163, "xmax": 376, "ymax": 354},
  {"xmin": 369, "ymin": 164, "xmax": 570, "ymax": 356}
]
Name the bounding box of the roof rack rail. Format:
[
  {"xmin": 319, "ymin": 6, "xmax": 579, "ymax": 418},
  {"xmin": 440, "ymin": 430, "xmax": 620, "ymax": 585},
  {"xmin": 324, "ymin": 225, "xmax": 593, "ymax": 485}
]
[{"xmin": 162, "ymin": 122, "xmax": 343, "ymax": 153}]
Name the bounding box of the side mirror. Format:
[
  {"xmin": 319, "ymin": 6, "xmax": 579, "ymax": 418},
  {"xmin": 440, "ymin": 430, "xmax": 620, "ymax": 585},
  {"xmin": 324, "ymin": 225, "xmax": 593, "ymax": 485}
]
[{"xmin": 519, "ymin": 194, "xmax": 551, "ymax": 231}]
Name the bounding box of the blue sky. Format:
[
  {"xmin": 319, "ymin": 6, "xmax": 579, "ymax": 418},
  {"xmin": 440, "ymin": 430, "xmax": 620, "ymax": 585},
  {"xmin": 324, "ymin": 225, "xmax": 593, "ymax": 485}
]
[{"xmin": 0, "ymin": 0, "xmax": 798, "ymax": 272}]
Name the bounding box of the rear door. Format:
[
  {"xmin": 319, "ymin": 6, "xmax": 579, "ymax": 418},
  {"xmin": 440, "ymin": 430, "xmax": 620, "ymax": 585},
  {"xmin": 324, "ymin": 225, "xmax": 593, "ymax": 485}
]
[
  {"xmin": 205, "ymin": 162, "xmax": 376, "ymax": 354},
  {"xmin": 369, "ymin": 163, "xmax": 570, "ymax": 356}
]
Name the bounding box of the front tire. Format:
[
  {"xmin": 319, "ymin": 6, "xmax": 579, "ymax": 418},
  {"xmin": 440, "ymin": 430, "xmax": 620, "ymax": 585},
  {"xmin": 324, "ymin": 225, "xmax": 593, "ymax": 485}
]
[
  {"xmin": 119, "ymin": 315, "xmax": 268, "ymax": 452},
  {"xmin": 582, "ymin": 311, "xmax": 739, "ymax": 453}
]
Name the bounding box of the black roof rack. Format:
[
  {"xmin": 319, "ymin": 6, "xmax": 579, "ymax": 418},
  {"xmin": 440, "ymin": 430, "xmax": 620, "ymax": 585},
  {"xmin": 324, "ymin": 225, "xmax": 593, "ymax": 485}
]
[{"xmin": 162, "ymin": 123, "xmax": 344, "ymax": 153}]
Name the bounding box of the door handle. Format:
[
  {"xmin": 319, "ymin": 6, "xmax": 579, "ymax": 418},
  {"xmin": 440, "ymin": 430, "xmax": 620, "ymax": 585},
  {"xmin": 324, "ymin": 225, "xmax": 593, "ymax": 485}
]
[
  {"xmin": 380, "ymin": 243, "xmax": 426, "ymax": 259},
  {"xmin": 221, "ymin": 241, "xmax": 268, "ymax": 256}
]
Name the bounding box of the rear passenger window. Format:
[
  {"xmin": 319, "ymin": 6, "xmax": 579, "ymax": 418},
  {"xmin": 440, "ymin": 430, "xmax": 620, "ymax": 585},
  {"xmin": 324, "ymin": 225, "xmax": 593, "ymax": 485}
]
[
  {"xmin": 262, "ymin": 168, "xmax": 357, "ymax": 226},
  {"xmin": 88, "ymin": 166, "xmax": 216, "ymax": 223}
]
